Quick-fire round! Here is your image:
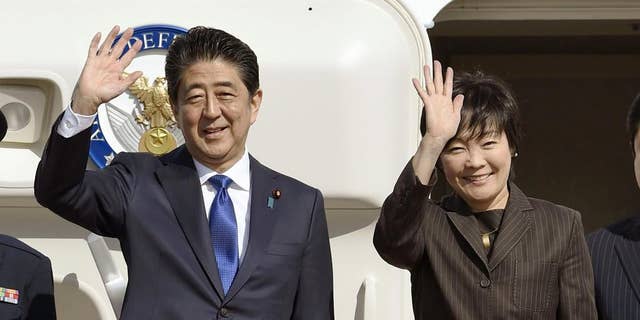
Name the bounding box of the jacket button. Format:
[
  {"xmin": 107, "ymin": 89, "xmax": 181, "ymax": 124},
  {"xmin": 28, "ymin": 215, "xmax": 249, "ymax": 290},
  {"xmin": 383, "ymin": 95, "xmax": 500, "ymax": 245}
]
[
  {"xmin": 219, "ymin": 307, "xmax": 230, "ymax": 317},
  {"xmin": 480, "ymin": 279, "xmax": 491, "ymax": 288}
]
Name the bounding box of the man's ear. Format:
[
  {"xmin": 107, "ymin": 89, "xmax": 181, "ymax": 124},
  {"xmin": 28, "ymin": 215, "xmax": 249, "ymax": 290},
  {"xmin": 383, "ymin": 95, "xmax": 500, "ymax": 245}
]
[{"xmin": 249, "ymin": 89, "xmax": 263, "ymax": 125}]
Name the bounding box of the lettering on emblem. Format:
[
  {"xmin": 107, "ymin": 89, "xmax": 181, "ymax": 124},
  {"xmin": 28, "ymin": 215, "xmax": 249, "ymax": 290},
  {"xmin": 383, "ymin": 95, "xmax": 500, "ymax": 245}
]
[
  {"xmin": 90, "ymin": 123, "xmax": 105, "ymax": 142},
  {"xmin": 126, "ymin": 32, "xmax": 177, "ymax": 50}
]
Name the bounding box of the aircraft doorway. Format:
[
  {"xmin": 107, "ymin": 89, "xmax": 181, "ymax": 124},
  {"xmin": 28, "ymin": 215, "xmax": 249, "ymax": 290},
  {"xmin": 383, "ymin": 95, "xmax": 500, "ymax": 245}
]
[{"xmin": 428, "ymin": 12, "xmax": 640, "ymax": 232}]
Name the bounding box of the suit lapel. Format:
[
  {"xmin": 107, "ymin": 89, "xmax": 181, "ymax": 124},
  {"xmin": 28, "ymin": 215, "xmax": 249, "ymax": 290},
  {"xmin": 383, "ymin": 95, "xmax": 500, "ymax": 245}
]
[
  {"xmin": 442, "ymin": 182, "xmax": 533, "ymax": 272},
  {"xmin": 156, "ymin": 146, "xmax": 224, "ymax": 300},
  {"xmin": 443, "ymin": 196, "xmax": 489, "ymax": 269},
  {"xmin": 488, "ymin": 183, "xmax": 533, "ymax": 271},
  {"xmin": 225, "ymin": 156, "xmax": 279, "ymax": 301},
  {"xmin": 615, "ymin": 238, "xmax": 640, "ymax": 304}
]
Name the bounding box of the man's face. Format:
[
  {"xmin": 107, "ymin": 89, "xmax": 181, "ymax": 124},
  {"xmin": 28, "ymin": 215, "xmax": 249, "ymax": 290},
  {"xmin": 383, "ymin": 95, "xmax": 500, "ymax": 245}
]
[
  {"xmin": 174, "ymin": 59, "xmax": 261, "ymax": 172},
  {"xmin": 634, "ymin": 131, "xmax": 640, "ymax": 190}
]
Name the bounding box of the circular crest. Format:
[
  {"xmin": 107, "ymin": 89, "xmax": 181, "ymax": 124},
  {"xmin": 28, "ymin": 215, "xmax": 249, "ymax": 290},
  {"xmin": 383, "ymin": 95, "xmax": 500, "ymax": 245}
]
[{"xmin": 89, "ymin": 25, "xmax": 187, "ymax": 168}]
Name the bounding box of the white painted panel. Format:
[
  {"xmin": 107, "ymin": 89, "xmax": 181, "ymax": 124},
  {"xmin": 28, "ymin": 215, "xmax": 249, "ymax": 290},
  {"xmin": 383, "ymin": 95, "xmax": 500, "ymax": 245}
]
[
  {"xmin": 0, "ymin": 0, "xmax": 451, "ymax": 319},
  {"xmin": 0, "ymin": 0, "xmax": 436, "ymax": 209}
]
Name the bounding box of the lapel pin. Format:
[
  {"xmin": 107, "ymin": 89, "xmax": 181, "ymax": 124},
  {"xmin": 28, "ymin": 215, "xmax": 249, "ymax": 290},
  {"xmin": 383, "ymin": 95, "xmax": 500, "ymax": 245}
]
[
  {"xmin": 0, "ymin": 287, "xmax": 19, "ymax": 305},
  {"xmin": 267, "ymin": 189, "xmax": 281, "ymax": 209},
  {"xmin": 267, "ymin": 197, "xmax": 275, "ymax": 209}
]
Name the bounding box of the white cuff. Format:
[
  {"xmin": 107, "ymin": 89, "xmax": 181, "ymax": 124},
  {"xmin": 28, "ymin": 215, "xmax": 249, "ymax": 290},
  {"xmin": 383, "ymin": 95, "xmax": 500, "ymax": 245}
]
[{"xmin": 56, "ymin": 104, "xmax": 97, "ymax": 138}]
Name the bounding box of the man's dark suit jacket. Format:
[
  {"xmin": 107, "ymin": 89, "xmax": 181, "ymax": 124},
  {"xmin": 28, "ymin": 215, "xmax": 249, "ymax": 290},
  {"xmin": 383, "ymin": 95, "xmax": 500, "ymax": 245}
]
[
  {"xmin": 588, "ymin": 215, "xmax": 640, "ymax": 320},
  {"xmin": 373, "ymin": 161, "xmax": 597, "ymax": 319},
  {"xmin": 0, "ymin": 235, "xmax": 56, "ymax": 320},
  {"xmin": 34, "ymin": 121, "xmax": 333, "ymax": 319}
]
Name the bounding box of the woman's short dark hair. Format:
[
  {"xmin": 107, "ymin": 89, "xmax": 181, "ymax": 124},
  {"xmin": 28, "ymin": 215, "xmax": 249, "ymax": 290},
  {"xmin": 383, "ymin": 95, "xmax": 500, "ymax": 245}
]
[
  {"xmin": 420, "ymin": 70, "xmax": 522, "ymax": 154},
  {"xmin": 165, "ymin": 26, "xmax": 260, "ymax": 105},
  {"xmin": 628, "ymin": 93, "xmax": 640, "ymax": 154}
]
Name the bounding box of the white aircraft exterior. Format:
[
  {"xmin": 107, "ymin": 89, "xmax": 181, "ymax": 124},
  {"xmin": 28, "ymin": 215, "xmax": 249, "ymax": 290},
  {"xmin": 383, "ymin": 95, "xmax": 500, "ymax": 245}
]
[{"xmin": 1, "ymin": 0, "xmax": 637, "ymax": 318}]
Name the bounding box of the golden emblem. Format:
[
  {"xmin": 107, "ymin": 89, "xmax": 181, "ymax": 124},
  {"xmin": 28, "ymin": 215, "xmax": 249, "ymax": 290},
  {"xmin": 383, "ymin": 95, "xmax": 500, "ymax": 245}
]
[{"xmin": 125, "ymin": 73, "xmax": 177, "ymax": 155}]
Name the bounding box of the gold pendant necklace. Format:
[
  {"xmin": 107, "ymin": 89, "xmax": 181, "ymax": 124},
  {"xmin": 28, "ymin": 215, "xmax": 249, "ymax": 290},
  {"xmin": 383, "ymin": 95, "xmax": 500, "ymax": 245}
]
[{"xmin": 480, "ymin": 229, "xmax": 498, "ymax": 249}]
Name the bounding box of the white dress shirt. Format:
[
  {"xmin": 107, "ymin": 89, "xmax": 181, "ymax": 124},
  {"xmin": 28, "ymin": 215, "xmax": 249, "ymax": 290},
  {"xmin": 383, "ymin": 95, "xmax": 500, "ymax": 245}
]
[
  {"xmin": 56, "ymin": 106, "xmax": 96, "ymax": 138},
  {"xmin": 57, "ymin": 106, "xmax": 252, "ymax": 262}
]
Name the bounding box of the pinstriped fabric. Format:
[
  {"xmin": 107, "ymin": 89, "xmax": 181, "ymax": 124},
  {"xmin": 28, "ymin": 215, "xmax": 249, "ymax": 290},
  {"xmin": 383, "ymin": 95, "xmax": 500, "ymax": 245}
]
[
  {"xmin": 587, "ymin": 216, "xmax": 640, "ymax": 320},
  {"xmin": 374, "ymin": 161, "xmax": 597, "ymax": 319}
]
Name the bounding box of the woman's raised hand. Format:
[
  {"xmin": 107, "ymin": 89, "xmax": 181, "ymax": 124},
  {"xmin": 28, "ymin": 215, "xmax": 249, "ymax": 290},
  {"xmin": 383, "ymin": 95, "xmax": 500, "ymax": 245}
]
[
  {"xmin": 411, "ymin": 61, "xmax": 464, "ymax": 184},
  {"xmin": 412, "ymin": 60, "xmax": 464, "ymax": 148}
]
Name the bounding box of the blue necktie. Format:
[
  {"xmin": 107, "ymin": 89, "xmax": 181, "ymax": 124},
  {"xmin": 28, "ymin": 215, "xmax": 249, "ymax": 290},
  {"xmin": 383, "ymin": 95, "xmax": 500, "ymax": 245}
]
[{"xmin": 209, "ymin": 175, "xmax": 238, "ymax": 295}]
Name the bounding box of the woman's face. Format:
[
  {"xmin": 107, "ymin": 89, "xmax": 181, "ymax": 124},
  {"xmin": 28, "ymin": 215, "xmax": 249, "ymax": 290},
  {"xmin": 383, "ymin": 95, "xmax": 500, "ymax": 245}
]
[{"xmin": 440, "ymin": 130, "xmax": 512, "ymax": 212}]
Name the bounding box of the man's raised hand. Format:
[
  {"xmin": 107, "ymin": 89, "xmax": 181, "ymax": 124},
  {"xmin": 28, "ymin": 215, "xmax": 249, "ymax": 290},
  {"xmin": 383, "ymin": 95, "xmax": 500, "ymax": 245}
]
[{"xmin": 71, "ymin": 26, "xmax": 143, "ymax": 115}]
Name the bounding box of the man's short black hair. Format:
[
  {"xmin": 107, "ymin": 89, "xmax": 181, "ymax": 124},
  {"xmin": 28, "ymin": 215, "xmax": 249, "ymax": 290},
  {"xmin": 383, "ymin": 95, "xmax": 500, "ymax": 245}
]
[{"xmin": 165, "ymin": 26, "xmax": 259, "ymax": 105}]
